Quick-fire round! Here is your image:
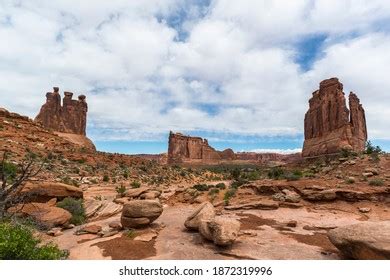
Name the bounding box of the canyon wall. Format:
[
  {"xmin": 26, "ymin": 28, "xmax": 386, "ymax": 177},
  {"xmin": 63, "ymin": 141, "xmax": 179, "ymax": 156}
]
[
  {"xmin": 302, "ymin": 78, "xmax": 367, "ymax": 157},
  {"xmin": 168, "ymin": 132, "xmax": 300, "ymax": 164}
]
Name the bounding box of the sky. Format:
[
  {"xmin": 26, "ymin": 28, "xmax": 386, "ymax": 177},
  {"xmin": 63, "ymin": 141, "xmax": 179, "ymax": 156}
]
[{"xmin": 1, "ymin": 0, "xmax": 390, "ymax": 154}]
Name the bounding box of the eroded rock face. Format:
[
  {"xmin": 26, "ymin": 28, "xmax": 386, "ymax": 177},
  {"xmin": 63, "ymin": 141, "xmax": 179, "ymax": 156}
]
[
  {"xmin": 302, "ymin": 78, "xmax": 367, "ymax": 157},
  {"xmin": 121, "ymin": 200, "xmax": 163, "ymax": 228},
  {"xmin": 168, "ymin": 132, "xmax": 228, "ymax": 164},
  {"xmin": 328, "ymin": 222, "xmax": 390, "ymax": 260},
  {"xmin": 168, "ymin": 131, "xmax": 300, "ymax": 164},
  {"xmin": 35, "ymin": 87, "xmax": 88, "ymax": 136}
]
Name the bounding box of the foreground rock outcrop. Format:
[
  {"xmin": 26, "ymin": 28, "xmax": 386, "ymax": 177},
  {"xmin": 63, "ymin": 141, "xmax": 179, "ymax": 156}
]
[
  {"xmin": 35, "ymin": 87, "xmax": 88, "ymax": 135},
  {"xmin": 121, "ymin": 200, "xmax": 163, "ymax": 228},
  {"xmin": 302, "ymin": 78, "xmax": 367, "ymax": 157},
  {"xmin": 184, "ymin": 202, "xmax": 215, "ymax": 230},
  {"xmin": 21, "ymin": 182, "xmax": 83, "ymax": 203},
  {"xmin": 328, "ymin": 222, "xmax": 390, "ymax": 260},
  {"xmin": 9, "ymin": 199, "xmax": 71, "ymax": 228}
]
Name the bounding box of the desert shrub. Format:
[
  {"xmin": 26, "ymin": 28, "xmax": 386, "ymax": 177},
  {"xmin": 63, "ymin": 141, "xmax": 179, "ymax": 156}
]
[
  {"xmin": 230, "ymin": 168, "xmax": 241, "ymax": 180},
  {"xmin": 369, "ymin": 179, "xmax": 384, "ymax": 186},
  {"xmin": 231, "ymin": 178, "xmax": 247, "ymax": 189},
  {"xmin": 244, "ymin": 170, "xmax": 261, "ymax": 181},
  {"xmin": 192, "ymin": 184, "xmax": 211, "ymax": 191},
  {"xmin": 0, "ymin": 222, "xmax": 68, "ymax": 260},
  {"xmin": 126, "ymin": 229, "xmax": 136, "ymax": 239},
  {"xmin": 116, "ymin": 185, "xmax": 126, "ymax": 197},
  {"xmin": 57, "ymin": 198, "xmax": 86, "ymax": 225},
  {"xmin": 267, "ymin": 167, "xmax": 285, "ymax": 180},
  {"xmin": 103, "ymin": 174, "xmax": 110, "ymax": 182},
  {"xmin": 1, "ymin": 161, "xmax": 17, "ymax": 183},
  {"xmin": 223, "ymin": 188, "xmax": 237, "ymax": 205},
  {"xmin": 208, "ymin": 188, "xmax": 220, "ymax": 196},
  {"xmin": 130, "ymin": 181, "xmax": 141, "ymax": 189},
  {"xmin": 90, "ymin": 178, "xmax": 98, "ymax": 184},
  {"xmin": 345, "ymin": 178, "xmax": 356, "ymax": 184},
  {"xmin": 215, "ymin": 182, "xmax": 226, "ymax": 189},
  {"xmin": 365, "ymin": 141, "xmax": 383, "ymax": 154},
  {"xmin": 123, "ymin": 170, "xmax": 129, "ymax": 179}
]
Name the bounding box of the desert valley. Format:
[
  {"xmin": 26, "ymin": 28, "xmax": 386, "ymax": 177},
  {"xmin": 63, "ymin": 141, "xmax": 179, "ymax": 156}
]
[{"xmin": 1, "ymin": 77, "xmax": 389, "ymax": 260}]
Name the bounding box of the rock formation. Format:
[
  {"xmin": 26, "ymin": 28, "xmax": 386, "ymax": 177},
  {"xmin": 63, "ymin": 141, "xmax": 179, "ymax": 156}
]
[
  {"xmin": 168, "ymin": 131, "xmax": 235, "ymax": 164},
  {"xmin": 168, "ymin": 131, "xmax": 301, "ymax": 164},
  {"xmin": 302, "ymin": 78, "xmax": 367, "ymax": 157},
  {"xmin": 35, "ymin": 87, "xmax": 88, "ymax": 136}
]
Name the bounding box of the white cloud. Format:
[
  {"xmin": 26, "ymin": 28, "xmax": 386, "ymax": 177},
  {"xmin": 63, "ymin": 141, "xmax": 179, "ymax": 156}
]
[
  {"xmin": 0, "ymin": 0, "xmax": 389, "ymax": 145},
  {"xmin": 249, "ymin": 148, "xmax": 302, "ymax": 154}
]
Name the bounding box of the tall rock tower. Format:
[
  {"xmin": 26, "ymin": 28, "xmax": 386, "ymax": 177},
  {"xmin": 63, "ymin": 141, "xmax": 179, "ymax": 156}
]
[
  {"xmin": 302, "ymin": 78, "xmax": 367, "ymax": 157},
  {"xmin": 35, "ymin": 87, "xmax": 88, "ymax": 136}
]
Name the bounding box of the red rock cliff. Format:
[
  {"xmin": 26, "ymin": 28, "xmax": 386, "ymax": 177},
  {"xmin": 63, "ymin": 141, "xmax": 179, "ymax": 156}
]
[
  {"xmin": 35, "ymin": 87, "xmax": 88, "ymax": 136},
  {"xmin": 302, "ymin": 78, "xmax": 367, "ymax": 157}
]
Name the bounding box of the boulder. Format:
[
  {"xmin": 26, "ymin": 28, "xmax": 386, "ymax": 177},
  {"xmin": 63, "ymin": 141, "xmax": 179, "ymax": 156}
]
[
  {"xmin": 125, "ymin": 187, "xmax": 150, "ymax": 198},
  {"xmin": 22, "ymin": 182, "xmax": 83, "ymax": 203},
  {"xmin": 80, "ymin": 224, "xmax": 102, "ymax": 234},
  {"xmin": 121, "ymin": 200, "xmax": 163, "ymax": 228},
  {"xmin": 9, "ymin": 202, "xmax": 71, "ymax": 228},
  {"xmin": 207, "ymin": 217, "xmax": 240, "ymax": 246},
  {"xmin": 328, "ymin": 222, "xmax": 390, "ymax": 259},
  {"xmin": 184, "ymin": 202, "xmax": 215, "ymax": 230}
]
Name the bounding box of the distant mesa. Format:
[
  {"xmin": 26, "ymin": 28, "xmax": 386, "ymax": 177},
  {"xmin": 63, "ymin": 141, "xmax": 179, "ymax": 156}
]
[
  {"xmin": 302, "ymin": 78, "xmax": 367, "ymax": 157},
  {"xmin": 167, "ymin": 131, "xmax": 300, "ymax": 164},
  {"xmin": 35, "ymin": 87, "xmax": 88, "ymax": 136}
]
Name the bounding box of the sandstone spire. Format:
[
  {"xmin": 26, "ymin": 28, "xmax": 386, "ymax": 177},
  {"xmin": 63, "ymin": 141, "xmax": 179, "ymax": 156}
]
[
  {"xmin": 302, "ymin": 78, "xmax": 367, "ymax": 157},
  {"xmin": 35, "ymin": 87, "xmax": 88, "ymax": 136}
]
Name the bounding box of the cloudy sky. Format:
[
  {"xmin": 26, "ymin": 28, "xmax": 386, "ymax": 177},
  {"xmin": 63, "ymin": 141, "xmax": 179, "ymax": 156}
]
[{"xmin": 1, "ymin": 0, "xmax": 390, "ymax": 154}]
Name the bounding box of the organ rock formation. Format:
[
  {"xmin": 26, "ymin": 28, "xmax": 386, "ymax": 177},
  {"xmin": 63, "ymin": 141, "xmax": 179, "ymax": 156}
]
[{"xmin": 302, "ymin": 78, "xmax": 367, "ymax": 157}]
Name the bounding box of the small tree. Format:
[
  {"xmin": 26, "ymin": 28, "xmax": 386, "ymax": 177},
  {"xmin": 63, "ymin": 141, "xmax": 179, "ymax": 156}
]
[{"xmin": 0, "ymin": 152, "xmax": 45, "ymax": 220}]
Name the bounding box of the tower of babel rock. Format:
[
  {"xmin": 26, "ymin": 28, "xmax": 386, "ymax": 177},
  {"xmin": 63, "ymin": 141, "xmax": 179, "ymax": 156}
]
[
  {"xmin": 35, "ymin": 87, "xmax": 88, "ymax": 136},
  {"xmin": 302, "ymin": 78, "xmax": 367, "ymax": 157}
]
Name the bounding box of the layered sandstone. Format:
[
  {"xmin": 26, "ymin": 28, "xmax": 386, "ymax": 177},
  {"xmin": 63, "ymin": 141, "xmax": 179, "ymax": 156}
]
[
  {"xmin": 168, "ymin": 132, "xmax": 235, "ymax": 164},
  {"xmin": 168, "ymin": 132, "xmax": 300, "ymax": 164},
  {"xmin": 302, "ymin": 78, "xmax": 367, "ymax": 157},
  {"xmin": 35, "ymin": 87, "xmax": 88, "ymax": 135}
]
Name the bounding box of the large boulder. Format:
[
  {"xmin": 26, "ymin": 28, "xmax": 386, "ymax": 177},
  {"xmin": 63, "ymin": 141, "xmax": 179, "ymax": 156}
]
[
  {"xmin": 9, "ymin": 201, "xmax": 71, "ymax": 228},
  {"xmin": 207, "ymin": 216, "xmax": 240, "ymax": 246},
  {"xmin": 121, "ymin": 200, "xmax": 163, "ymax": 228},
  {"xmin": 22, "ymin": 182, "xmax": 83, "ymax": 203},
  {"xmin": 328, "ymin": 222, "xmax": 390, "ymax": 260},
  {"xmin": 184, "ymin": 202, "xmax": 215, "ymax": 230}
]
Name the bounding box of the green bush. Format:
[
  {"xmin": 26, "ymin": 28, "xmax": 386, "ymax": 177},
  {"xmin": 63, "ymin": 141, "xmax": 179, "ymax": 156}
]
[
  {"xmin": 116, "ymin": 185, "xmax": 126, "ymax": 197},
  {"xmin": 192, "ymin": 184, "xmax": 211, "ymax": 191},
  {"xmin": 130, "ymin": 181, "xmax": 141, "ymax": 189},
  {"xmin": 345, "ymin": 178, "xmax": 356, "ymax": 184},
  {"xmin": 369, "ymin": 179, "xmax": 384, "ymax": 186},
  {"xmin": 0, "ymin": 223, "xmax": 68, "ymax": 260},
  {"xmin": 0, "ymin": 161, "xmax": 17, "ymax": 183},
  {"xmin": 57, "ymin": 198, "xmax": 86, "ymax": 225},
  {"xmin": 103, "ymin": 174, "xmax": 110, "ymax": 182},
  {"xmin": 208, "ymin": 188, "xmax": 220, "ymax": 196},
  {"xmin": 230, "ymin": 168, "xmax": 241, "ymax": 180},
  {"xmin": 215, "ymin": 182, "xmax": 226, "ymax": 189},
  {"xmin": 223, "ymin": 188, "xmax": 237, "ymax": 205},
  {"xmin": 267, "ymin": 167, "xmax": 285, "ymax": 180},
  {"xmin": 231, "ymin": 179, "xmax": 247, "ymax": 189}
]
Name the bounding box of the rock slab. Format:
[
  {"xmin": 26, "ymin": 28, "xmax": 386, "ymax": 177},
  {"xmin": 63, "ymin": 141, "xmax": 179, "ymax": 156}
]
[{"xmin": 328, "ymin": 222, "xmax": 390, "ymax": 260}]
